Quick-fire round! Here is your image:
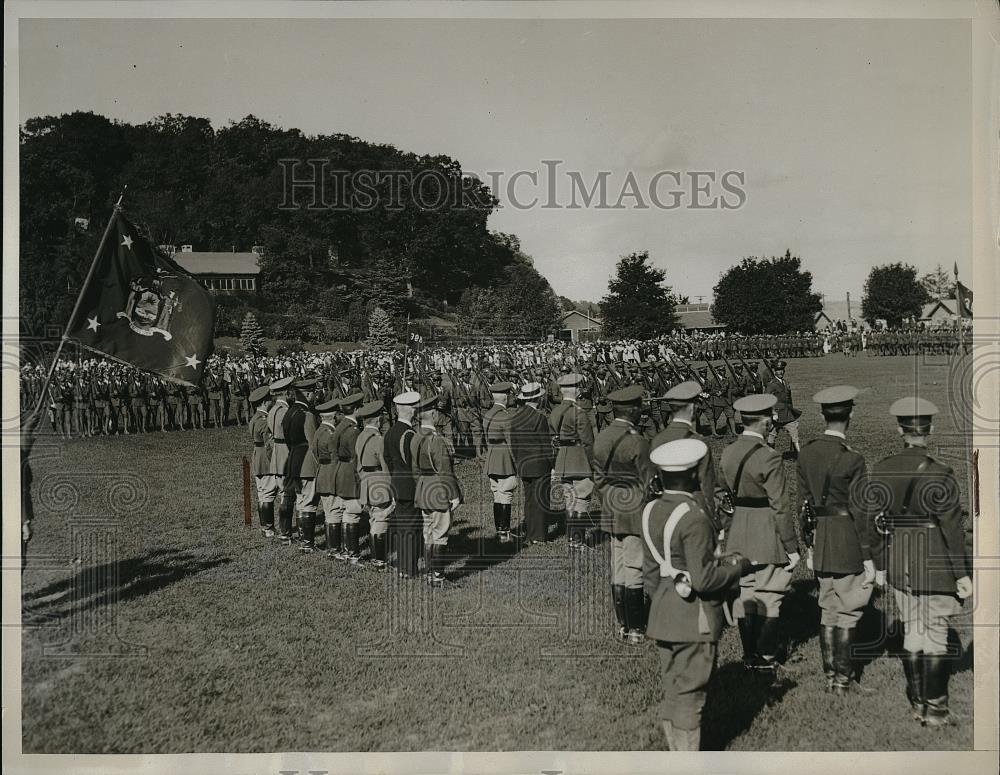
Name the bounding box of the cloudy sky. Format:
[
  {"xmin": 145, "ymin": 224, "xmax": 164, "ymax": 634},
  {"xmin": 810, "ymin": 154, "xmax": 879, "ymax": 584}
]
[{"xmin": 19, "ymin": 16, "xmax": 972, "ymax": 304}]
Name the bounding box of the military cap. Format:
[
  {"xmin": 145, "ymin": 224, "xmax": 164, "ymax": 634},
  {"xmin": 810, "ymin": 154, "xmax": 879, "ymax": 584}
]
[
  {"xmin": 357, "ymin": 399, "xmax": 384, "ymax": 419},
  {"xmin": 519, "ymin": 382, "xmax": 543, "ymax": 399},
  {"xmin": 733, "ymin": 393, "xmax": 778, "ymax": 415},
  {"xmin": 340, "ymin": 392, "xmax": 365, "ymax": 409},
  {"xmin": 595, "ymin": 398, "xmax": 612, "ymax": 412},
  {"xmin": 812, "ymin": 385, "xmax": 859, "ymax": 406},
  {"xmin": 270, "ymin": 376, "xmax": 294, "ymax": 392},
  {"xmin": 773, "ymin": 360, "xmax": 788, "ymax": 370},
  {"xmin": 315, "ymin": 398, "xmax": 340, "ymax": 413},
  {"xmin": 416, "ymin": 393, "xmax": 439, "ymax": 411},
  {"xmin": 249, "ymin": 386, "xmax": 271, "ymax": 403},
  {"xmin": 393, "ymin": 390, "xmax": 421, "ymax": 406},
  {"xmin": 608, "ymin": 384, "xmax": 644, "ymax": 404},
  {"xmin": 662, "ymin": 380, "xmax": 701, "ymax": 403},
  {"xmin": 650, "ymin": 438, "xmax": 708, "ymax": 472},
  {"xmin": 489, "ymin": 381, "xmax": 514, "ymax": 393},
  {"xmin": 889, "ymin": 397, "xmax": 938, "ymax": 419},
  {"xmin": 557, "ymin": 373, "xmax": 585, "ymax": 387},
  {"xmin": 294, "ymin": 377, "xmax": 318, "ymax": 390}
]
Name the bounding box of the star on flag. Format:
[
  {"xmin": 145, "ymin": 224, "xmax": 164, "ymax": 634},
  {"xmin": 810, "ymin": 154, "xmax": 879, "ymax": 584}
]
[
  {"xmin": 121, "ymin": 234, "xmax": 134, "ymax": 249},
  {"xmin": 184, "ymin": 353, "xmax": 202, "ymax": 370},
  {"xmin": 86, "ymin": 316, "xmax": 100, "ymax": 332}
]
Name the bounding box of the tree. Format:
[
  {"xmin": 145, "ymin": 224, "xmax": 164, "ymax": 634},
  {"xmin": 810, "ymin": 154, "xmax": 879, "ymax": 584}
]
[
  {"xmin": 862, "ymin": 263, "xmax": 930, "ymax": 326},
  {"xmin": 599, "ymin": 251, "xmax": 679, "ymax": 339},
  {"xmin": 711, "ymin": 250, "xmax": 822, "ymax": 334},
  {"xmin": 240, "ymin": 312, "xmax": 266, "ymax": 356},
  {"xmin": 920, "ymin": 263, "xmax": 954, "ymax": 300},
  {"xmin": 366, "ymin": 305, "xmax": 396, "ymax": 349},
  {"xmin": 456, "ymin": 256, "xmax": 561, "ymax": 341}
]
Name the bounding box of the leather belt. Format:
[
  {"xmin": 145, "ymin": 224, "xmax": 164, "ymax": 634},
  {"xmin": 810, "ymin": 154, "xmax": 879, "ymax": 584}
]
[
  {"xmin": 273, "ymin": 437, "xmax": 286, "ymax": 443},
  {"xmin": 886, "ymin": 515, "xmax": 938, "ymax": 529},
  {"xmin": 360, "ymin": 465, "xmax": 379, "ymax": 472},
  {"xmin": 555, "ymin": 440, "xmax": 580, "ymax": 447},
  {"xmin": 253, "ymin": 442, "xmax": 265, "ymax": 447},
  {"xmin": 735, "ymin": 497, "xmax": 769, "ymax": 508}
]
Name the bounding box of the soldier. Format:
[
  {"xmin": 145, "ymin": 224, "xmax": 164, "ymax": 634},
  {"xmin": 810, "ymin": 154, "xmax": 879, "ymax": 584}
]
[
  {"xmin": 651, "ymin": 381, "xmax": 724, "ymax": 533},
  {"xmin": 278, "ymin": 379, "xmax": 314, "ymax": 546},
  {"xmin": 206, "ymin": 367, "xmax": 226, "ymax": 428},
  {"xmin": 165, "ymin": 380, "xmax": 184, "ymax": 431},
  {"xmin": 797, "ymin": 385, "xmax": 874, "ymax": 694},
  {"xmin": 869, "ymin": 397, "xmax": 972, "ymax": 727},
  {"xmin": 431, "ymin": 372, "xmax": 454, "ymax": 444},
  {"xmin": 385, "ymin": 391, "xmax": 421, "ymax": 578},
  {"xmin": 483, "ymin": 381, "xmax": 518, "ymax": 543},
  {"xmin": 187, "ymin": 382, "xmax": 205, "ymax": 430},
  {"xmin": 593, "ymin": 384, "xmax": 654, "ymax": 645},
  {"xmin": 293, "ymin": 378, "xmax": 321, "ymax": 552},
  {"xmin": 411, "ymin": 394, "xmax": 463, "ymax": 585},
  {"xmin": 313, "ymin": 398, "xmax": 343, "ymax": 558},
  {"xmin": 766, "ymin": 360, "xmax": 801, "ymax": 458},
  {"xmin": 721, "ymin": 394, "xmax": 799, "ymax": 672},
  {"xmin": 549, "ymin": 372, "xmax": 596, "ymax": 551},
  {"xmin": 356, "ymin": 399, "xmax": 393, "ymax": 571},
  {"xmin": 333, "ymin": 393, "xmax": 365, "ymax": 563},
  {"xmin": 248, "ymin": 385, "xmax": 278, "ymax": 535},
  {"xmin": 642, "ymin": 438, "xmax": 753, "ymax": 751},
  {"xmin": 266, "ymin": 375, "xmax": 294, "ymax": 536},
  {"xmin": 505, "ymin": 382, "xmax": 554, "ymax": 545}
]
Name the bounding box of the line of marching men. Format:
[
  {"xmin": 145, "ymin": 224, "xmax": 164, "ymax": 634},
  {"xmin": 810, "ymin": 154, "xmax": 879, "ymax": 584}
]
[{"xmin": 247, "ymin": 371, "xmax": 972, "ymax": 750}]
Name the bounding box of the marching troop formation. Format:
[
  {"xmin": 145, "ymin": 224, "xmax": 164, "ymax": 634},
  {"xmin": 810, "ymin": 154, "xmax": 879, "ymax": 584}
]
[{"xmin": 240, "ymin": 353, "xmax": 971, "ymax": 751}]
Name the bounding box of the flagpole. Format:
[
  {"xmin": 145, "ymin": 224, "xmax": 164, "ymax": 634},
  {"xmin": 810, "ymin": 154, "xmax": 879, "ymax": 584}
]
[
  {"xmin": 953, "ymin": 263, "xmax": 977, "ymax": 517},
  {"xmin": 29, "ymin": 189, "xmax": 126, "ymax": 422},
  {"xmin": 402, "ymin": 313, "xmax": 411, "ymax": 389}
]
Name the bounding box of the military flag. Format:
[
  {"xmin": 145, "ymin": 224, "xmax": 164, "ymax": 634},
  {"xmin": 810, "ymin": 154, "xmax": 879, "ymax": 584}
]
[
  {"xmin": 953, "ymin": 263, "xmax": 973, "ymax": 318},
  {"xmin": 66, "ymin": 209, "xmax": 215, "ymax": 386}
]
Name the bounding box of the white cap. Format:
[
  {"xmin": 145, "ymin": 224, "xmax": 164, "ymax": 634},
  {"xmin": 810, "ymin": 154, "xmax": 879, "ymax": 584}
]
[
  {"xmin": 649, "ymin": 438, "xmax": 708, "ymax": 472},
  {"xmin": 519, "ymin": 382, "xmax": 543, "ymax": 399},
  {"xmin": 393, "ymin": 390, "xmax": 421, "ymax": 406}
]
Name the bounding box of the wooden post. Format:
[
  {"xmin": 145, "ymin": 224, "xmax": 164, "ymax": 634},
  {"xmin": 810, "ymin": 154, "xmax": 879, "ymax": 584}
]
[{"xmin": 242, "ymin": 456, "xmax": 252, "ymax": 526}]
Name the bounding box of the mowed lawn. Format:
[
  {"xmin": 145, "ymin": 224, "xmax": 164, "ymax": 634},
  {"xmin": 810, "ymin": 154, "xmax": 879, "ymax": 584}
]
[{"xmin": 20, "ymin": 353, "xmax": 977, "ymax": 752}]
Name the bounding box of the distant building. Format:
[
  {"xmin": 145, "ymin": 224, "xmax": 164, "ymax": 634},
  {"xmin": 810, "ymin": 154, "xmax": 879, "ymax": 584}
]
[
  {"xmin": 675, "ymin": 304, "xmax": 726, "ymax": 332},
  {"xmin": 168, "ymin": 246, "xmax": 262, "ymax": 294},
  {"xmin": 560, "ymin": 309, "xmax": 602, "ymax": 342},
  {"xmin": 920, "ymin": 299, "xmax": 961, "ymax": 325},
  {"xmin": 814, "ymin": 294, "xmax": 864, "ymax": 331}
]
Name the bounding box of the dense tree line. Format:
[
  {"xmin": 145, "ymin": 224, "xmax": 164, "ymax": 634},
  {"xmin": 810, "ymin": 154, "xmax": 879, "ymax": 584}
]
[{"xmin": 19, "ymin": 111, "xmax": 561, "ymax": 343}]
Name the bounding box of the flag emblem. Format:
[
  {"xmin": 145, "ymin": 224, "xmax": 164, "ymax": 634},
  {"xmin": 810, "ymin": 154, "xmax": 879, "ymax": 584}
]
[{"xmin": 117, "ymin": 275, "xmax": 181, "ymax": 340}]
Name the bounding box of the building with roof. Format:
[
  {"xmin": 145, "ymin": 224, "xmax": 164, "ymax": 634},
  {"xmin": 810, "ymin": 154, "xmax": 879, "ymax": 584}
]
[
  {"xmin": 675, "ymin": 303, "xmax": 726, "ymax": 332},
  {"xmin": 560, "ymin": 309, "xmax": 602, "ymax": 342},
  {"xmin": 920, "ymin": 299, "xmax": 962, "ymax": 325},
  {"xmin": 814, "ymin": 293, "xmax": 864, "ymax": 331},
  {"xmin": 166, "ymin": 245, "xmax": 262, "ymax": 294}
]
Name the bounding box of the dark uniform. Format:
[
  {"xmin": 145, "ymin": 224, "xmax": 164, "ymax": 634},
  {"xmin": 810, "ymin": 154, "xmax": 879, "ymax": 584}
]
[
  {"xmin": 249, "ymin": 386, "xmax": 277, "ymax": 534},
  {"xmin": 505, "ymin": 384, "xmax": 554, "ymax": 544},
  {"xmin": 384, "ymin": 392, "xmax": 421, "ymax": 578},
  {"xmin": 766, "ymin": 361, "xmax": 801, "ymax": 454},
  {"xmin": 355, "ymin": 400, "xmax": 392, "ymax": 569},
  {"xmin": 548, "ymin": 373, "xmax": 596, "ymax": 549},
  {"xmin": 482, "ymin": 382, "xmax": 517, "ymax": 542}
]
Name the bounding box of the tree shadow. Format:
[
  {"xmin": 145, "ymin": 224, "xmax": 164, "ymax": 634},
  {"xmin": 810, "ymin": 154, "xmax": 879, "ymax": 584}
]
[
  {"xmin": 701, "ymin": 661, "xmax": 797, "ymax": 750},
  {"xmin": 23, "ymin": 548, "xmax": 231, "ymax": 618}
]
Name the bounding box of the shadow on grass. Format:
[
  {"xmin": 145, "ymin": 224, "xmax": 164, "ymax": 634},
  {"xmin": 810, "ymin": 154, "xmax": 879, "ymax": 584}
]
[
  {"xmin": 23, "ymin": 548, "xmax": 231, "ymax": 617},
  {"xmin": 702, "ymin": 662, "xmax": 797, "ymax": 750}
]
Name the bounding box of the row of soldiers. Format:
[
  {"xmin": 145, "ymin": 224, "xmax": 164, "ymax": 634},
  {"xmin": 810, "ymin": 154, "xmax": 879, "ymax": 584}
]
[{"xmin": 865, "ymin": 327, "xmax": 972, "ymax": 356}]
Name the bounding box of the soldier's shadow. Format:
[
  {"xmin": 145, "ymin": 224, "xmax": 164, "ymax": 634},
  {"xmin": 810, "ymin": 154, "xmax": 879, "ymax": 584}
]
[
  {"xmin": 446, "ymin": 524, "xmax": 525, "ymax": 581},
  {"xmin": 701, "ymin": 663, "xmax": 797, "ymax": 750}
]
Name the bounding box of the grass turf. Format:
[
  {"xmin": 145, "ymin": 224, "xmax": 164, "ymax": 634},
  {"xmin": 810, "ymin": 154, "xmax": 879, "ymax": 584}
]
[{"xmin": 20, "ymin": 353, "xmax": 975, "ymax": 752}]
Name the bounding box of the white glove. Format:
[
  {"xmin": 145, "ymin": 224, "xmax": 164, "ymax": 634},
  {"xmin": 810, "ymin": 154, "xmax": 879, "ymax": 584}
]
[
  {"xmin": 785, "ymin": 551, "xmax": 800, "ymax": 572},
  {"xmin": 449, "ymin": 497, "xmax": 460, "ymax": 511},
  {"xmin": 875, "ymin": 570, "xmax": 886, "ymax": 588},
  {"xmin": 956, "ymin": 576, "xmax": 973, "ymax": 599},
  {"xmin": 806, "ymin": 548, "xmax": 814, "ymax": 571},
  {"xmin": 862, "ymin": 560, "xmax": 876, "ymax": 585}
]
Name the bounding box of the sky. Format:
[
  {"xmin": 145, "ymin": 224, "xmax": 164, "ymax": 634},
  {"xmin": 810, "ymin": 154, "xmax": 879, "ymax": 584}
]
[{"xmin": 18, "ymin": 16, "xmax": 973, "ymax": 304}]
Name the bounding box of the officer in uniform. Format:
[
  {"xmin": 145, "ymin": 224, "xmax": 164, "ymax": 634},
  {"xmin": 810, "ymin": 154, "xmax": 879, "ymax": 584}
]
[
  {"xmin": 333, "ymin": 392, "xmax": 365, "ymax": 563},
  {"xmin": 482, "ymin": 381, "xmax": 518, "ymax": 543},
  {"xmin": 593, "ymin": 384, "xmax": 654, "ymax": 645},
  {"xmin": 411, "ymin": 394, "xmax": 463, "ymax": 585},
  {"xmin": 249, "ymin": 385, "xmax": 278, "ymax": 535},
  {"xmin": 797, "ymin": 385, "xmax": 874, "ymax": 693},
  {"xmin": 312, "ymin": 398, "xmax": 343, "ymax": 558},
  {"xmin": 265, "ymin": 376, "xmax": 293, "ymax": 534},
  {"xmin": 766, "ymin": 360, "xmax": 802, "ymax": 457},
  {"xmin": 650, "ymin": 381, "xmax": 723, "ymax": 533},
  {"xmin": 505, "ymin": 382, "xmax": 554, "ymax": 545},
  {"xmin": 642, "ymin": 438, "xmax": 753, "ymax": 751},
  {"xmin": 721, "ymin": 394, "xmax": 799, "ymax": 671},
  {"xmin": 385, "ymin": 391, "xmax": 421, "ymax": 578},
  {"xmin": 548, "ymin": 372, "xmax": 596, "ymax": 551},
  {"xmin": 279, "ymin": 379, "xmax": 315, "ymax": 546},
  {"xmin": 206, "ymin": 367, "xmax": 225, "ymax": 428},
  {"xmin": 870, "ymin": 397, "xmax": 972, "ymax": 727},
  {"xmin": 292, "ymin": 378, "xmax": 321, "ymax": 552},
  {"xmin": 356, "ymin": 399, "xmax": 393, "ymax": 571}
]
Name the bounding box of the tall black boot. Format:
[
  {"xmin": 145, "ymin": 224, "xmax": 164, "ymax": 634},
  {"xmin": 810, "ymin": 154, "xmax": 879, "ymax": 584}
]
[
  {"xmin": 326, "ymin": 523, "xmax": 343, "ymax": 559},
  {"xmin": 259, "ymin": 501, "xmax": 275, "ymax": 534},
  {"xmin": 371, "ymin": 533, "xmax": 387, "ymax": 570},
  {"xmin": 345, "ymin": 524, "xmax": 361, "ymax": 562},
  {"xmin": 738, "ymin": 616, "xmax": 758, "ymax": 668},
  {"xmin": 423, "ymin": 543, "xmax": 434, "ymax": 579},
  {"xmin": 625, "ymin": 587, "xmax": 647, "ymax": 644},
  {"xmin": 500, "ymin": 503, "xmax": 512, "ymax": 541},
  {"xmin": 298, "ymin": 512, "xmax": 316, "ymax": 552},
  {"xmin": 819, "ymin": 625, "xmax": 837, "ymax": 690},
  {"xmin": 612, "ymin": 584, "xmax": 628, "ymax": 641},
  {"xmin": 277, "ymin": 499, "xmax": 293, "ymax": 539},
  {"xmin": 923, "ymin": 653, "xmax": 951, "ymax": 727},
  {"xmin": 400, "ymin": 522, "xmax": 419, "ymax": 578},
  {"xmin": 428, "ymin": 544, "xmax": 446, "ymax": 585},
  {"xmin": 831, "ymin": 627, "xmax": 853, "ymax": 694},
  {"xmin": 757, "ymin": 616, "xmax": 782, "ymax": 671},
  {"xmin": 901, "ymin": 650, "xmax": 925, "ymax": 722},
  {"xmin": 493, "ymin": 502, "xmax": 503, "ymax": 538}
]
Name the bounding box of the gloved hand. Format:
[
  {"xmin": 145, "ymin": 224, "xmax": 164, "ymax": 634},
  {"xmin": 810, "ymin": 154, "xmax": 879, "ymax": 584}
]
[
  {"xmin": 719, "ymin": 552, "xmax": 754, "ymax": 576},
  {"xmin": 875, "ymin": 570, "xmax": 886, "ymax": 588},
  {"xmin": 785, "ymin": 551, "xmax": 801, "ymax": 572},
  {"xmin": 956, "ymin": 576, "xmax": 973, "ymax": 599},
  {"xmin": 862, "ymin": 560, "xmax": 876, "ymax": 585},
  {"xmin": 449, "ymin": 497, "xmax": 460, "ymax": 511},
  {"xmin": 806, "ymin": 548, "xmax": 814, "ymax": 571}
]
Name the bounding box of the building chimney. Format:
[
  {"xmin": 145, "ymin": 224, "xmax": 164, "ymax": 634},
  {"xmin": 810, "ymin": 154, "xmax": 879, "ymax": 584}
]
[{"xmin": 846, "ymin": 291, "xmax": 852, "ymax": 319}]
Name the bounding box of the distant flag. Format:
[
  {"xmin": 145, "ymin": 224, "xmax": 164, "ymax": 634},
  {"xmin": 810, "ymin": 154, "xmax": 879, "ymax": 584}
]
[
  {"xmin": 66, "ymin": 210, "xmax": 215, "ymax": 386},
  {"xmin": 953, "ymin": 262, "xmax": 973, "ymax": 318}
]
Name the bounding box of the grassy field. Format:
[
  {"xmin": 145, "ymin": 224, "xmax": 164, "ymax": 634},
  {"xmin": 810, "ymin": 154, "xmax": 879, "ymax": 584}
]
[{"xmin": 20, "ymin": 353, "xmax": 976, "ymax": 752}]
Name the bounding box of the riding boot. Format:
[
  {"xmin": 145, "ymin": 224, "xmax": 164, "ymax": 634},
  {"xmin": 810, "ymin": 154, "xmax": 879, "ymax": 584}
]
[
  {"xmin": 371, "ymin": 533, "xmax": 387, "ymax": 569},
  {"xmin": 298, "ymin": 513, "xmax": 315, "ymax": 552},
  {"xmin": 923, "ymin": 653, "xmax": 951, "ymax": 727},
  {"xmin": 612, "ymin": 584, "xmax": 628, "ymax": 640},
  {"xmin": 500, "ymin": 503, "xmax": 512, "ymax": 539},
  {"xmin": 819, "ymin": 625, "xmax": 837, "ymax": 690},
  {"xmin": 423, "ymin": 543, "xmax": 435, "ymax": 578},
  {"xmin": 277, "ymin": 499, "xmax": 293, "ymax": 538},
  {"xmin": 326, "ymin": 523, "xmax": 342, "ymax": 558},
  {"xmin": 345, "ymin": 523, "xmax": 360, "ymax": 560},
  {"xmin": 757, "ymin": 616, "xmax": 781, "ymax": 671},
  {"xmin": 259, "ymin": 501, "xmax": 275, "ymax": 529},
  {"xmin": 493, "ymin": 502, "xmax": 503, "ymax": 537},
  {"xmin": 901, "ymin": 650, "xmax": 925, "ymax": 722},
  {"xmin": 831, "ymin": 627, "xmax": 853, "ymax": 695},
  {"xmin": 625, "ymin": 587, "xmax": 647, "ymax": 644},
  {"xmin": 738, "ymin": 616, "xmax": 758, "ymax": 668}
]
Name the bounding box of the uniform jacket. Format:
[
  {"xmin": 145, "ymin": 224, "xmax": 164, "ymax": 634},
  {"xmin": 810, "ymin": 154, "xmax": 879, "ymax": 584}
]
[
  {"xmin": 333, "ymin": 417, "xmax": 362, "ymax": 499},
  {"xmin": 643, "ymin": 491, "xmax": 743, "ymax": 643},
  {"xmin": 282, "ymin": 401, "xmax": 310, "ymax": 479},
  {"xmin": 482, "ymin": 404, "xmax": 516, "ymax": 477},
  {"xmin": 720, "ymin": 432, "xmax": 796, "ymax": 564},
  {"xmin": 766, "ymin": 378, "xmax": 801, "ymax": 424},
  {"xmin": 411, "ymin": 425, "xmax": 462, "ymax": 512},
  {"xmin": 505, "ymin": 405, "xmax": 554, "ymax": 479},
  {"xmin": 249, "ymin": 409, "xmax": 272, "ymax": 476},
  {"xmin": 355, "ymin": 425, "xmax": 392, "ymax": 507},
  {"xmin": 548, "ymin": 399, "xmax": 594, "ymax": 480},
  {"xmin": 650, "ymin": 419, "xmax": 723, "ymax": 530},
  {"xmin": 869, "ymin": 446, "xmax": 970, "ymax": 594},
  {"xmin": 312, "ymin": 421, "xmax": 339, "ymax": 495},
  {"xmin": 299, "ymin": 411, "xmax": 320, "ymax": 479},
  {"xmin": 592, "ymin": 419, "xmax": 652, "ymax": 534},
  {"xmin": 267, "ymin": 400, "xmax": 290, "ymax": 476},
  {"xmin": 384, "ymin": 420, "xmax": 417, "ymax": 503},
  {"xmin": 796, "ymin": 433, "xmax": 869, "ymax": 574}
]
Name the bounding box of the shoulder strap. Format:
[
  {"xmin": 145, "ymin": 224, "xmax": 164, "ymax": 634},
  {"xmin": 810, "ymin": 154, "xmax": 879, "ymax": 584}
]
[
  {"xmin": 641, "ymin": 499, "xmax": 691, "ymax": 578},
  {"xmin": 357, "ymin": 432, "xmax": 376, "ymax": 471},
  {"xmin": 399, "ymin": 427, "xmax": 415, "ymax": 461},
  {"xmin": 732, "ymin": 444, "xmax": 765, "ymax": 497},
  {"xmin": 603, "ymin": 426, "xmax": 636, "ymax": 472},
  {"xmin": 899, "ymin": 456, "xmax": 934, "ymax": 514}
]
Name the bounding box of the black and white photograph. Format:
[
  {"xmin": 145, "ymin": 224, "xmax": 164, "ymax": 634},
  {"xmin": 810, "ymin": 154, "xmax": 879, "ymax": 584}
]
[{"xmin": 3, "ymin": 0, "xmax": 998, "ymax": 771}]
